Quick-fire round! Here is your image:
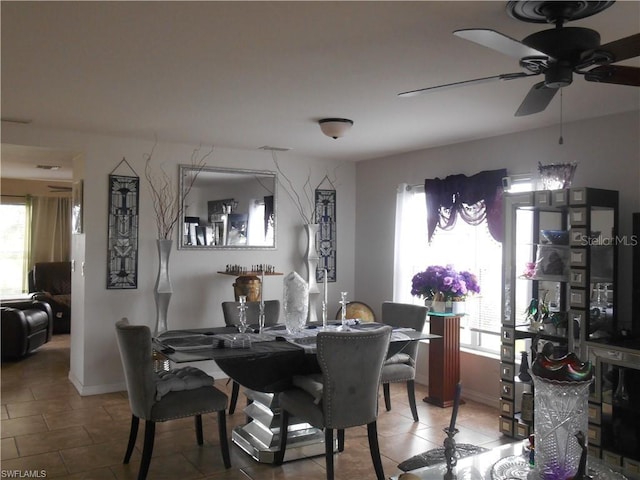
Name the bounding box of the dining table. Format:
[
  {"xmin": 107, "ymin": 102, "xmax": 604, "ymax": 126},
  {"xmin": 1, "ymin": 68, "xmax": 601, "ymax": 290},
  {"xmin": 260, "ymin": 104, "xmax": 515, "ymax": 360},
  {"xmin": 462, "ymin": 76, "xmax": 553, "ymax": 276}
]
[{"xmin": 153, "ymin": 321, "xmax": 441, "ymax": 464}]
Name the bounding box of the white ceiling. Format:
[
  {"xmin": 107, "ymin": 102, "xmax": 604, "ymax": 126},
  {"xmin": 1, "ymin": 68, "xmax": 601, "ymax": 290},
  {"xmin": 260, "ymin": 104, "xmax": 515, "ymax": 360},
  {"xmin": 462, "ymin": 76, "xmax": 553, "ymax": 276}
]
[{"xmin": 2, "ymin": 1, "xmax": 639, "ymax": 181}]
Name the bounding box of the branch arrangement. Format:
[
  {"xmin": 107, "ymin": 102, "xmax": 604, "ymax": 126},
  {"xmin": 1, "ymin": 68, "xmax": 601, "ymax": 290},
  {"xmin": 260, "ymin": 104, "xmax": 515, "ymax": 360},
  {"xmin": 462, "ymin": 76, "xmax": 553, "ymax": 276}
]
[
  {"xmin": 144, "ymin": 144, "xmax": 213, "ymax": 239},
  {"xmin": 270, "ymin": 150, "xmax": 337, "ymax": 225}
]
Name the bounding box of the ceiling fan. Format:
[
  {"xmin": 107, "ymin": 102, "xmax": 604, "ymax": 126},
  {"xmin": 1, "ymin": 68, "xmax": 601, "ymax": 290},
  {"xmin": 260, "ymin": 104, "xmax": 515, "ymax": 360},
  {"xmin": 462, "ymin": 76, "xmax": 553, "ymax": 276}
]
[{"xmin": 399, "ymin": 1, "xmax": 640, "ymax": 116}]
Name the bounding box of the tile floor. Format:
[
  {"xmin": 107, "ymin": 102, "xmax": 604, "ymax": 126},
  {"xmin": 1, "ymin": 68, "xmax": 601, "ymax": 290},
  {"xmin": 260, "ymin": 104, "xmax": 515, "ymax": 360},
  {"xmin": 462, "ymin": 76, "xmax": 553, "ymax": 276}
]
[{"xmin": 1, "ymin": 335, "xmax": 512, "ymax": 479}]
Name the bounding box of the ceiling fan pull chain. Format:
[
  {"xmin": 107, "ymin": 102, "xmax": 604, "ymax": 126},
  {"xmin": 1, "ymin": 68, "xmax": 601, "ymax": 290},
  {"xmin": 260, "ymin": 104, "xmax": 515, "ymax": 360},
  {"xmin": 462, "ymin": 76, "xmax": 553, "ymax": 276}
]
[{"xmin": 558, "ymin": 89, "xmax": 564, "ymax": 145}]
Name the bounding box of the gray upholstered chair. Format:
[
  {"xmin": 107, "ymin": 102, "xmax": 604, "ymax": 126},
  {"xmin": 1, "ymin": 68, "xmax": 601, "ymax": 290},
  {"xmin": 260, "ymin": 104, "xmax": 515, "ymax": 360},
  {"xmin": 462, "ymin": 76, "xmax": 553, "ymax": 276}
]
[
  {"xmin": 380, "ymin": 301, "xmax": 428, "ymax": 422},
  {"xmin": 222, "ymin": 300, "xmax": 280, "ymax": 413},
  {"xmin": 115, "ymin": 318, "xmax": 231, "ymax": 480},
  {"xmin": 275, "ymin": 326, "xmax": 392, "ymax": 480}
]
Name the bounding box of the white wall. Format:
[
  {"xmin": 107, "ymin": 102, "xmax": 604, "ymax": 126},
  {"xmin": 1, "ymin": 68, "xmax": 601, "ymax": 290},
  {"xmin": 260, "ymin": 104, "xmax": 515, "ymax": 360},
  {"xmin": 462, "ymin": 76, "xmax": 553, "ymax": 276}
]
[
  {"xmin": 2, "ymin": 124, "xmax": 357, "ymax": 394},
  {"xmin": 355, "ymin": 111, "xmax": 640, "ymax": 405}
]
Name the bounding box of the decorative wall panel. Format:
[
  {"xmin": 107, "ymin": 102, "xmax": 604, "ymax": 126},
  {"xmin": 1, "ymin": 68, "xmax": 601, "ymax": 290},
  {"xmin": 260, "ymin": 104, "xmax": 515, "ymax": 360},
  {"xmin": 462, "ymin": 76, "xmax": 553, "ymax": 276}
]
[
  {"xmin": 315, "ymin": 189, "xmax": 336, "ymax": 282},
  {"xmin": 107, "ymin": 174, "xmax": 139, "ymax": 289}
]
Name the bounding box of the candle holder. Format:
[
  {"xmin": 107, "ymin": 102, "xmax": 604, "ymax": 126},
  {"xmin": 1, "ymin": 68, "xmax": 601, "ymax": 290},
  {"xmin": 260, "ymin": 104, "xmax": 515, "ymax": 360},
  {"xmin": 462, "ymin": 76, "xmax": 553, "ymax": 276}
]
[
  {"xmin": 258, "ymin": 302, "xmax": 265, "ymax": 334},
  {"xmin": 321, "ymin": 300, "xmax": 328, "ymax": 330},
  {"xmin": 443, "ymin": 426, "xmax": 459, "ymax": 480},
  {"xmin": 339, "ymin": 291, "xmax": 349, "ymax": 330}
]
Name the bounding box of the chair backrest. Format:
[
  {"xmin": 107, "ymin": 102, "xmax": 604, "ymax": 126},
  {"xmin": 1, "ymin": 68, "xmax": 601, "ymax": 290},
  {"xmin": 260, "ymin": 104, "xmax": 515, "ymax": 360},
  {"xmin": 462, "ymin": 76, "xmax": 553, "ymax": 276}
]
[
  {"xmin": 381, "ymin": 301, "xmax": 427, "ymax": 330},
  {"xmin": 222, "ymin": 300, "xmax": 280, "ymax": 327},
  {"xmin": 381, "ymin": 302, "xmax": 428, "ymax": 359},
  {"xmin": 115, "ymin": 318, "xmax": 157, "ymax": 420},
  {"xmin": 317, "ymin": 326, "xmax": 392, "ymax": 429},
  {"xmin": 32, "ymin": 261, "xmax": 71, "ymax": 295}
]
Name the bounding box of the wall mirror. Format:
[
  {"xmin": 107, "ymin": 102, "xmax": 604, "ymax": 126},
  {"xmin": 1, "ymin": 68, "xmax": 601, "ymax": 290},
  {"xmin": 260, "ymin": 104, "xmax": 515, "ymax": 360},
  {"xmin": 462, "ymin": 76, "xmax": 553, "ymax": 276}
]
[{"xmin": 179, "ymin": 165, "xmax": 276, "ymax": 250}]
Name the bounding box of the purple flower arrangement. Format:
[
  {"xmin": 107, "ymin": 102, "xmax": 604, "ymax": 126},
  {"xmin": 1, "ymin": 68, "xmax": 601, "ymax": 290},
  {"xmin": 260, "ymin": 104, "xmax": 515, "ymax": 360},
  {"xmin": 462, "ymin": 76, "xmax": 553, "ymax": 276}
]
[{"xmin": 411, "ymin": 265, "xmax": 480, "ymax": 301}]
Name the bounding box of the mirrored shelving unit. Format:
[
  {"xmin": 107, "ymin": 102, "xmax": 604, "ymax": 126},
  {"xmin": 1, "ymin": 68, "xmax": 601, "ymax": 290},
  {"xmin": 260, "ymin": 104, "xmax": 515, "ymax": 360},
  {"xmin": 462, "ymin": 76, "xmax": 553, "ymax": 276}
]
[{"xmin": 499, "ymin": 187, "xmax": 619, "ymax": 441}]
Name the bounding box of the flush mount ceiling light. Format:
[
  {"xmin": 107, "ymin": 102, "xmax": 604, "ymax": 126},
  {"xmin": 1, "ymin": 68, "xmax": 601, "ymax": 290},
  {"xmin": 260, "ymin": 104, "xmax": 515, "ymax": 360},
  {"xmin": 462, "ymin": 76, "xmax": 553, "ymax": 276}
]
[
  {"xmin": 318, "ymin": 118, "xmax": 353, "ymax": 139},
  {"xmin": 36, "ymin": 164, "xmax": 61, "ymax": 170}
]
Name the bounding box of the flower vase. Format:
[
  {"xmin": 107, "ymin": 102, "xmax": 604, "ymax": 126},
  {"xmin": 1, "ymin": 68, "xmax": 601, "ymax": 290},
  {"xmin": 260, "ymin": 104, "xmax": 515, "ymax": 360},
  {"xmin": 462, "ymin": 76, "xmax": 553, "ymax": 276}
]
[
  {"xmin": 304, "ymin": 224, "xmax": 320, "ymax": 323},
  {"xmin": 154, "ymin": 239, "xmax": 173, "ymax": 337},
  {"xmin": 431, "ymin": 301, "xmax": 446, "ymax": 313},
  {"xmin": 429, "ymin": 293, "xmax": 444, "ymax": 313},
  {"xmin": 451, "ymin": 300, "xmax": 465, "ymax": 315}
]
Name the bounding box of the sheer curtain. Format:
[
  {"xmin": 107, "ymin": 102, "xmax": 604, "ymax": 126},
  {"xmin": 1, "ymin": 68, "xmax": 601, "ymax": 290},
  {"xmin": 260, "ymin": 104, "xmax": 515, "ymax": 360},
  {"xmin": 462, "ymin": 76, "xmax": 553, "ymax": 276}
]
[
  {"xmin": 29, "ymin": 196, "xmax": 72, "ymax": 266},
  {"xmin": 22, "ymin": 196, "xmax": 33, "ymax": 291},
  {"xmin": 393, "ymin": 183, "xmax": 428, "ymax": 304}
]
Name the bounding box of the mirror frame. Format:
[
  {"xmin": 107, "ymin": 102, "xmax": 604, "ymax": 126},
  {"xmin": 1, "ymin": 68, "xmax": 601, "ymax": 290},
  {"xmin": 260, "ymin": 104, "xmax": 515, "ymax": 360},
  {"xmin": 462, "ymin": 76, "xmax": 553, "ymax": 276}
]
[{"xmin": 178, "ymin": 165, "xmax": 277, "ymax": 250}]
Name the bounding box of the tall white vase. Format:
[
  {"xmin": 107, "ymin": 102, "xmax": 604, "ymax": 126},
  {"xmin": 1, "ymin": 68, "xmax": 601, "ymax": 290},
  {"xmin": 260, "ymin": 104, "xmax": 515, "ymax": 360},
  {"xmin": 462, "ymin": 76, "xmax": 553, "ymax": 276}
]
[
  {"xmin": 154, "ymin": 239, "xmax": 173, "ymax": 336},
  {"xmin": 304, "ymin": 224, "xmax": 320, "ymax": 323}
]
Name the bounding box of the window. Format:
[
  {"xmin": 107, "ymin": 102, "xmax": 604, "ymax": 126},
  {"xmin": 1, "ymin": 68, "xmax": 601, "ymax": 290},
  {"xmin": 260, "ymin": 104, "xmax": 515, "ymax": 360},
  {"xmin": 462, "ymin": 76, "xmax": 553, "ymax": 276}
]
[
  {"xmin": 0, "ymin": 203, "xmax": 28, "ymax": 294},
  {"xmin": 394, "ymin": 178, "xmax": 533, "ymax": 355},
  {"xmin": 393, "ymin": 184, "xmax": 502, "ymax": 355}
]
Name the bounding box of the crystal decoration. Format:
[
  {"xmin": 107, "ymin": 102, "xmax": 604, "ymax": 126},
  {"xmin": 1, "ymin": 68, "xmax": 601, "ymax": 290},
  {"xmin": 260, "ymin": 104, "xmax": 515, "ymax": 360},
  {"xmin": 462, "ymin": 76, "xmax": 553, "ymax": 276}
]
[
  {"xmin": 532, "ymin": 374, "xmax": 592, "ymax": 480},
  {"xmin": 237, "ymin": 295, "xmax": 248, "ymax": 333},
  {"xmin": 538, "ymin": 162, "xmax": 577, "ymax": 190},
  {"xmin": 283, "ymin": 271, "xmax": 308, "ymax": 335}
]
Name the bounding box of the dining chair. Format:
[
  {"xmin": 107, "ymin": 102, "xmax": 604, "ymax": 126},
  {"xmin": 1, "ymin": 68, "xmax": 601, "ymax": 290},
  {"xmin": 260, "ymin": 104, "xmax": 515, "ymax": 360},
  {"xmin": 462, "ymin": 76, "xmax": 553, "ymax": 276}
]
[
  {"xmin": 115, "ymin": 318, "xmax": 231, "ymax": 480},
  {"xmin": 221, "ymin": 299, "xmax": 280, "ymax": 413},
  {"xmin": 275, "ymin": 325, "xmax": 392, "ymax": 480},
  {"xmin": 379, "ymin": 301, "xmax": 428, "ymax": 422}
]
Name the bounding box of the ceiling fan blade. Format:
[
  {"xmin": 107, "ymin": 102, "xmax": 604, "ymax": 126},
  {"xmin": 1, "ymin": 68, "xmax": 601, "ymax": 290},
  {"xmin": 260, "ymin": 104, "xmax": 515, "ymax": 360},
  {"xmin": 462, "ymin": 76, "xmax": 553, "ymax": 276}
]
[
  {"xmin": 515, "ymin": 82, "xmax": 558, "ymax": 117},
  {"xmin": 596, "ymin": 33, "xmax": 640, "ymax": 63},
  {"xmin": 398, "ymin": 72, "xmax": 531, "ymax": 97},
  {"xmin": 48, "ymin": 185, "xmax": 72, "ymax": 191},
  {"xmin": 454, "ymin": 29, "xmax": 547, "ymax": 59},
  {"xmin": 584, "ymin": 65, "xmax": 640, "ymax": 86}
]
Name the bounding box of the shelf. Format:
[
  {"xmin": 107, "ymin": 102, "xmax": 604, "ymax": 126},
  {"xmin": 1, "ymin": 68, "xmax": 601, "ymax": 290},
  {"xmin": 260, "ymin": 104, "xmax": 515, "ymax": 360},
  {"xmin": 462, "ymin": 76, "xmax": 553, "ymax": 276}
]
[
  {"xmin": 514, "ymin": 326, "xmax": 568, "ymax": 343},
  {"xmin": 217, "ymin": 271, "xmax": 283, "ymax": 277},
  {"xmin": 519, "ymin": 274, "xmax": 568, "ymax": 283}
]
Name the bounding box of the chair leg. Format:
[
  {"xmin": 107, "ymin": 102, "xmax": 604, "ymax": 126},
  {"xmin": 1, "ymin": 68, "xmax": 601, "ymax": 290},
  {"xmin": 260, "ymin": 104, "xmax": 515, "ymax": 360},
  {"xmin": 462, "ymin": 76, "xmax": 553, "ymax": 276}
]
[
  {"xmin": 274, "ymin": 409, "xmax": 290, "ymax": 465},
  {"xmin": 217, "ymin": 410, "xmax": 231, "ymax": 469},
  {"xmin": 325, "ymin": 428, "xmax": 335, "ymax": 480},
  {"xmin": 195, "ymin": 414, "xmax": 204, "ymax": 445},
  {"xmin": 407, "ymin": 379, "xmax": 419, "ymax": 422},
  {"xmin": 229, "ymin": 381, "xmax": 240, "ymax": 414},
  {"xmin": 123, "ymin": 415, "xmax": 139, "ymax": 464},
  {"xmin": 138, "ymin": 420, "xmax": 156, "ymax": 480},
  {"xmin": 383, "ymin": 383, "xmax": 392, "ymax": 411},
  {"xmin": 337, "ymin": 429, "xmax": 345, "ymax": 452},
  {"xmin": 367, "ymin": 421, "xmax": 385, "ymax": 480}
]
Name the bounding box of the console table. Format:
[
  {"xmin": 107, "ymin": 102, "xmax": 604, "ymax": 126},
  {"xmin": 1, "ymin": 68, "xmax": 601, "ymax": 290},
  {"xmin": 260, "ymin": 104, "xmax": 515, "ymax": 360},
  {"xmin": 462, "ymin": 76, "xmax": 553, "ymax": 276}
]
[
  {"xmin": 423, "ymin": 312, "xmax": 463, "ymax": 408},
  {"xmin": 217, "ymin": 271, "xmax": 282, "ymax": 301}
]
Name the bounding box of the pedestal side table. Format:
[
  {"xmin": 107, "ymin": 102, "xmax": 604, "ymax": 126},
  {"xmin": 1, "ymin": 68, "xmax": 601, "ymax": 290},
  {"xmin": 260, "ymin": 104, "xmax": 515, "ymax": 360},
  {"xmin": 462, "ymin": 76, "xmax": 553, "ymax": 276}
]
[{"xmin": 423, "ymin": 312, "xmax": 464, "ymax": 408}]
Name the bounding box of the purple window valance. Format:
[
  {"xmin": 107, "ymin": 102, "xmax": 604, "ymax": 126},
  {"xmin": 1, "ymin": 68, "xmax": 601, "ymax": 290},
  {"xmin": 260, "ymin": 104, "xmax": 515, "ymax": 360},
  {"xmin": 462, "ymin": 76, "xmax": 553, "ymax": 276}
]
[{"xmin": 424, "ymin": 168, "xmax": 507, "ymax": 243}]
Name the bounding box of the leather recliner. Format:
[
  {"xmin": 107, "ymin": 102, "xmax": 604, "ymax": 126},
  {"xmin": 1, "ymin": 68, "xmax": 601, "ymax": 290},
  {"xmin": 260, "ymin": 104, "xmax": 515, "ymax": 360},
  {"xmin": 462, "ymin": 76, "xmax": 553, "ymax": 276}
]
[
  {"xmin": 1, "ymin": 300, "xmax": 53, "ymax": 359},
  {"xmin": 29, "ymin": 261, "xmax": 71, "ymax": 334}
]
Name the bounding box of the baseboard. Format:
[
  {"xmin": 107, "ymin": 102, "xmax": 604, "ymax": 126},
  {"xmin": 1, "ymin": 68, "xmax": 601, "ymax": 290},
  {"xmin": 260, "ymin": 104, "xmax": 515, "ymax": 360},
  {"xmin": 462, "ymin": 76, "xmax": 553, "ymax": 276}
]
[
  {"xmin": 68, "ymin": 371, "xmax": 126, "ymax": 396},
  {"xmin": 415, "ymin": 376, "xmax": 499, "ymax": 410}
]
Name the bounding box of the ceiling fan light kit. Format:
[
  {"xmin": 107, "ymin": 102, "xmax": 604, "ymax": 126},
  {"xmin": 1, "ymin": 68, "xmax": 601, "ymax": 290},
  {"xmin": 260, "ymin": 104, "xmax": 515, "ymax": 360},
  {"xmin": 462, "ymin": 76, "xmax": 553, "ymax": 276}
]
[
  {"xmin": 399, "ymin": 1, "xmax": 639, "ymax": 116},
  {"xmin": 318, "ymin": 118, "xmax": 353, "ymax": 139}
]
